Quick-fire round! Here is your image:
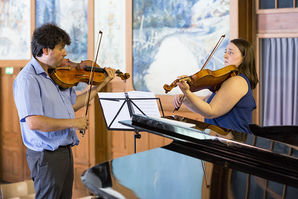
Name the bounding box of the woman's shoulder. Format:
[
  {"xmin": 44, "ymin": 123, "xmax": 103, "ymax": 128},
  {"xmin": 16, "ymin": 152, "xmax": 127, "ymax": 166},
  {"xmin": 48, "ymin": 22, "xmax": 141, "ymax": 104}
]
[
  {"xmin": 220, "ymin": 74, "xmax": 249, "ymax": 95},
  {"xmin": 224, "ymin": 75, "xmax": 248, "ymax": 87}
]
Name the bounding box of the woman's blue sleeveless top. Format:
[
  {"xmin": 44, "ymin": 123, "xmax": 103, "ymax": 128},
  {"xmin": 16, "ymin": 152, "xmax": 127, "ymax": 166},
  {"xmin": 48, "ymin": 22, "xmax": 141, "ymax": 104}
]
[{"xmin": 204, "ymin": 73, "xmax": 256, "ymax": 133}]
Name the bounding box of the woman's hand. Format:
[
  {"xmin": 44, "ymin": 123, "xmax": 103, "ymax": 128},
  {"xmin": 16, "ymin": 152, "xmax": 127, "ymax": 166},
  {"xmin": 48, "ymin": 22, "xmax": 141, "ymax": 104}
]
[
  {"xmin": 176, "ymin": 75, "xmax": 190, "ymax": 93},
  {"xmin": 173, "ymin": 94, "xmax": 185, "ymax": 109}
]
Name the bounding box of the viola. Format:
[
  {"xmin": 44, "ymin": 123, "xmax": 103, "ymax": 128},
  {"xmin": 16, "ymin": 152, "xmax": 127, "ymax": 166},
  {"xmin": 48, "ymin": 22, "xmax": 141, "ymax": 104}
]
[
  {"xmin": 48, "ymin": 59, "xmax": 130, "ymax": 89},
  {"xmin": 163, "ymin": 65, "xmax": 238, "ymax": 93}
]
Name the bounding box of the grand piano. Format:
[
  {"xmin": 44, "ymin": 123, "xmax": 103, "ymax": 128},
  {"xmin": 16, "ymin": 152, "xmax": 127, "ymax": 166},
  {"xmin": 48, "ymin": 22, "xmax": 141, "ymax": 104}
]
[{"xmin": 81, "ymin": 114, "xmax": 298, "ymax": 199}]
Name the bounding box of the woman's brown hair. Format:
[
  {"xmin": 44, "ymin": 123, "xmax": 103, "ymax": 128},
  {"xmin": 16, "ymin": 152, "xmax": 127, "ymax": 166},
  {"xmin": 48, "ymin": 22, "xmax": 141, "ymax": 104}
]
[{"xmin": 231, "ymin": 38, "xmax": 259, "ymax": 89}]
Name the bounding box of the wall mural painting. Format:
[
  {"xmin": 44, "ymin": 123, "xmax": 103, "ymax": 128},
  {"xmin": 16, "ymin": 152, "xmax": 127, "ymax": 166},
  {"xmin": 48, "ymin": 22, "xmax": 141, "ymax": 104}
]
[
  {"xmin": 0, "ymin": 0, "xmax": 31, "ymax": 60},
  {"xmin": 94, "ymin": 0, "xmax": 126, "ymax": 72},
  {"xmin": 35, "ymin": 0, "xmax": 88, "ymax": 61},
  {"xmin": 133, "ymin": 0, "xmax": 230, "ymax": 95}
]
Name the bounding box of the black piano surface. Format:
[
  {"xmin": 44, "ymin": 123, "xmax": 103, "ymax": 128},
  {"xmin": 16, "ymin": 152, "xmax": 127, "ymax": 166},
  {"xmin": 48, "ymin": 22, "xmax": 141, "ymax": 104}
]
[{"xmin": 81, "ymin": 114, "xmax": 298, "ymax": 199}]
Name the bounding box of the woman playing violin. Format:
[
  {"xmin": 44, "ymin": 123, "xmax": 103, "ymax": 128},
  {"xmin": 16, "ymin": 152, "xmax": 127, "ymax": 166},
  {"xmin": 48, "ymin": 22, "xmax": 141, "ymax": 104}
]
[
  {"xmin": 13, "ymin": 23, "xmax": 116, "ymax": 199},
  {"xmin": 174, "ymin": 38, "xmax": 258, "ymax": 134}
]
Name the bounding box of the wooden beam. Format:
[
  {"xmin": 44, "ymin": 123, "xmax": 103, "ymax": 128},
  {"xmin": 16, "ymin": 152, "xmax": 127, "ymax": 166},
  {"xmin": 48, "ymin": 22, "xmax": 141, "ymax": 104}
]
[{"xmin": 258, "ymin": 12, "xmax": 298, "ymax": 33}]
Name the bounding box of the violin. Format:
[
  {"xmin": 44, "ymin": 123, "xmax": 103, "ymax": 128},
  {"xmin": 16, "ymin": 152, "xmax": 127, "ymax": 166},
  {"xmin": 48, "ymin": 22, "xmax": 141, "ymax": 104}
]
[
  {"xmin": 48, "ymin": 59, "xmax": 130, "ymax": 89},
  {"xmin": 163, "ymin": 65, "xmax": 238, "ymax": 93}
]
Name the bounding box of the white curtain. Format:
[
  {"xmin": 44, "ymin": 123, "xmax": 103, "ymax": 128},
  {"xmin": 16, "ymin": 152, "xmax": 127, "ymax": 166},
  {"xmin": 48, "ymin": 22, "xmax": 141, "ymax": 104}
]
[{"xmin": 261, "ymin": 38, "xmax": 298, "ymax": 125}]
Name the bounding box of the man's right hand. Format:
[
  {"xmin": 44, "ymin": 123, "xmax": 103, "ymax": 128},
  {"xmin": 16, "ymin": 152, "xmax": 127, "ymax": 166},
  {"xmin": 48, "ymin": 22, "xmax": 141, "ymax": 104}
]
[{"xmin": 73, "ymin": 117, "xmax": 89, "ymax": 130}]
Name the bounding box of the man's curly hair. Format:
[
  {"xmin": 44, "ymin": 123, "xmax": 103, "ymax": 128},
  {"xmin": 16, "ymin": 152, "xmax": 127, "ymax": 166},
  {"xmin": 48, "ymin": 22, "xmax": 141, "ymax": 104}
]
[{"xmin": 31, "ymin": 23, "xmax": 71, "ymax": 57}]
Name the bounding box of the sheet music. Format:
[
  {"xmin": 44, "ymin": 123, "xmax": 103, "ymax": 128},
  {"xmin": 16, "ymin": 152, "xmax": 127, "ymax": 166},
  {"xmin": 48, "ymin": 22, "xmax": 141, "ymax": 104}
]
[
  {"xmin": 127, "ymin": 91, "xmax": 160, "ymax": 117},
  {"xmin": 98, "ymin": 91, "xmax": 161, "ymax": 130}
]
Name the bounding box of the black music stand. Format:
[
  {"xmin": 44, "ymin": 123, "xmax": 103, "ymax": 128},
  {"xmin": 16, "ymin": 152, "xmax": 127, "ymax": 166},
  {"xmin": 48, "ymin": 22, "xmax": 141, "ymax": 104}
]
[{"xmin": 99, "ymin": 92, "xmax": 164, "ymax": 153}]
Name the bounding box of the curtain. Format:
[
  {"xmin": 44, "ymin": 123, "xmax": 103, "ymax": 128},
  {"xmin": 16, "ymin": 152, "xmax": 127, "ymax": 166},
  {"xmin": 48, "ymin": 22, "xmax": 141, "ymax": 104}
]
[{"xmin": 262, "ymin": 38, "xmax": 298, "ymax": 126}]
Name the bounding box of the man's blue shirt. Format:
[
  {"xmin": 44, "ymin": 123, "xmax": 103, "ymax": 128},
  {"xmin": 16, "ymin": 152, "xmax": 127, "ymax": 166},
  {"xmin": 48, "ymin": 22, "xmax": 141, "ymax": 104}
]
[{"xmin": 13, "ymin": 57, "xmax": 79, "ymax": 151}]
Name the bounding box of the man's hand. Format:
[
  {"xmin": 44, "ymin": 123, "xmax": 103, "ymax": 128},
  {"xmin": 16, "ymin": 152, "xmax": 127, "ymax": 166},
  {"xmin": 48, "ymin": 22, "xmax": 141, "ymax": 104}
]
[
  {"xmin": 73, "ymin": 117, "xmax": 89, "ymax": 130},
  {"xmin": 104, "ymin": 67, "xmax": 116, "ymax": 82}
]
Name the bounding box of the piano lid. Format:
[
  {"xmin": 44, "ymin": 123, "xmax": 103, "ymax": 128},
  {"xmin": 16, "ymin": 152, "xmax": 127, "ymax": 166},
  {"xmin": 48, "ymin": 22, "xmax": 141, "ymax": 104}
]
[
  {"xmin": 121, "ymin": 114, "xmax": 298, "ymax": 149},
  {"xmin": 119, "ymin": 114, "xmax": 298, "ymax": 186}
]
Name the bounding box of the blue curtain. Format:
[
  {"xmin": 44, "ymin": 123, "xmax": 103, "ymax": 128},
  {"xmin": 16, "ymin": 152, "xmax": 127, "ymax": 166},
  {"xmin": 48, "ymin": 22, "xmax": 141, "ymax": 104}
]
[{"xmin": 262, "ymin": 38, "xmax": 298, "ymax": 125}]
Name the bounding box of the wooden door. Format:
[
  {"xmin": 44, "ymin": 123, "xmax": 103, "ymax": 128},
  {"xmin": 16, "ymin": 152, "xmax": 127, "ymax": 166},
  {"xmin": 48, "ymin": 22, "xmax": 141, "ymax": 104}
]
[{"xmin": 0, "ymin": 67, "xmax": 30, "ymax": 182}]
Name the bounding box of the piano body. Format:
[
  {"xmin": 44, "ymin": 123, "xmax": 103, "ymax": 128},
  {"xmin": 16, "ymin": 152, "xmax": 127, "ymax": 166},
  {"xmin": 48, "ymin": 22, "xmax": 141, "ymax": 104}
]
[{"xmin": 81, "ymin": 114, "xmax": 298, "ymax": 199}]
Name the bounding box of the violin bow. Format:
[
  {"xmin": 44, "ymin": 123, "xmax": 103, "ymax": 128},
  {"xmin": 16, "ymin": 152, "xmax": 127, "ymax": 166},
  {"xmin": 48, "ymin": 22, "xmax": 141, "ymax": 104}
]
[
  {"xmin": 200, "ymin": 34, "xmax": 225, "ymax": 71},
  {"xmin": 80, "ymin": 31, "xmax": 103, "ymax": 135},
  {"xmin": 174, "ymin": 34, "xmax": 226, "ymax": 112}
]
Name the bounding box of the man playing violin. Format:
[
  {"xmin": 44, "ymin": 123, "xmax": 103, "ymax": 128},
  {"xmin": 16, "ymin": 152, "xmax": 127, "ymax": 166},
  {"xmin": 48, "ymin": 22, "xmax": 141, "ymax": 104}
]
[
  {"xmin": 174, "ymin": 39, "xmax": 258, "ymax": 134},
  {"xmin": 13, "ymin": 23, "xmax": 116, "ymax": 199}
]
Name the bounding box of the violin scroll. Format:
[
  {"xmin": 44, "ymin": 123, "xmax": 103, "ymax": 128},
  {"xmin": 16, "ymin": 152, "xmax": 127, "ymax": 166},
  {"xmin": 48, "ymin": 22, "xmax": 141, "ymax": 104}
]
[
  {"xmin": 163, "ymin": 83, "xmax": 175, "ymax": 93},
  {"xmin": 163, "ymin": 77, "xmax": 191, "ymax": 93},
  {"xmin": 115, "ymin": 70, "xmax": 130, "ymax": 80}
]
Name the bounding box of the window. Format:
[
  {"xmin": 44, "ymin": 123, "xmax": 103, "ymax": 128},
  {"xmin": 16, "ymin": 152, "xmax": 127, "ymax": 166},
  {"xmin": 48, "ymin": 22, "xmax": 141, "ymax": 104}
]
[
  {"xmin": 259, "ymin": 0, "xmax": 275, "ymax": 9},
  {"xmin": 259, "ymin": 0, "xmax": 297, "ymax": 9},
  {"xmin": 278, "ymin": 0, "xmax": 293, "ymax": 8}
]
